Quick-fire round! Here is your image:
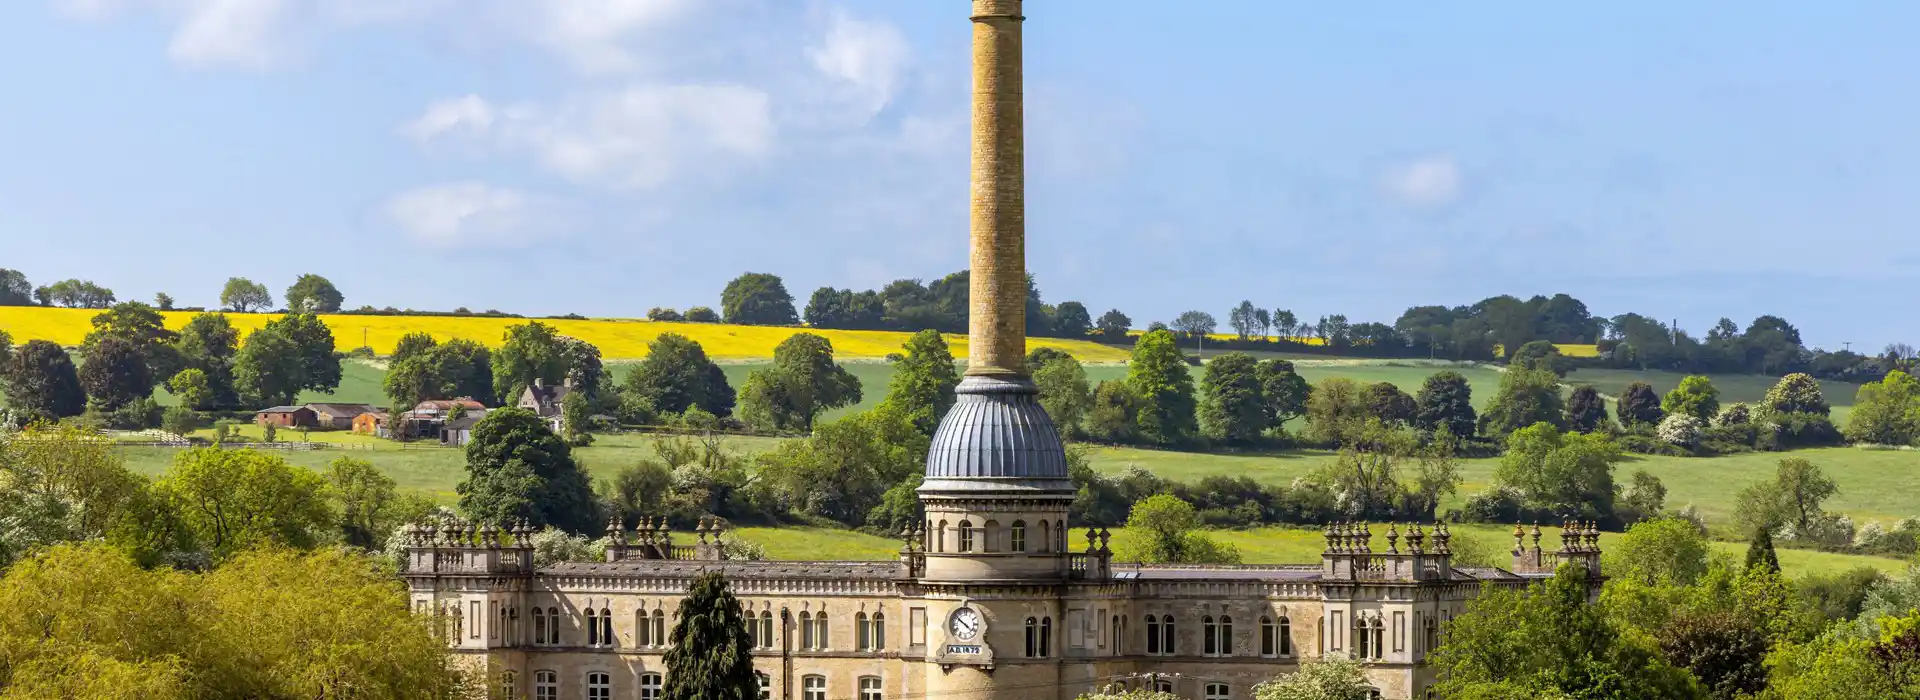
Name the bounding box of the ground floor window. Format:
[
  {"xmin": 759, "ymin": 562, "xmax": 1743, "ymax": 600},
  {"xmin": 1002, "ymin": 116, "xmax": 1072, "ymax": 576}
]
[
  {"xmin": 640, "ymin": 673, "xmax": 663, "ymax": 700},
  {"xmin": 859, "ymin": 676, "xmax": 883, "ymax": 700},
  {"xmin": 533, "ymin": 671, "xmax": 558, "ymax": 700},
  {"xmin": 803, "ymin": 675, "xmax": 827, "ymax": 700},
  {"xmin": 1205, "ymin": 682, "xmax": 1231, "ymax": 700},
  {"xmin": 756, "ymin": 672, "xmax": 771, "ymax": 700},
  {"xmin": 586, "ymin": 672, "xmax": 610, "ymax": 700}
]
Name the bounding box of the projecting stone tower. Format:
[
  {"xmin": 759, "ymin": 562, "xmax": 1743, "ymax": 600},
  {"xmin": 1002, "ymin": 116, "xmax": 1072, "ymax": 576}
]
[{"xmin": 917, "ymin": 2, "xmax": 1079, "ymax": 698}]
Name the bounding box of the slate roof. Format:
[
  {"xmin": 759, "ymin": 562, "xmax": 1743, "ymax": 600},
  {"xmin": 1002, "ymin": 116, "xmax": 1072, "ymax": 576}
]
[
  {"xmin": 541, "ymin": 560, "xmax": 903, "ymax": 580},
  {"xmin": 257, "ymin": 406, "xmax": 309, "ymax": 414},
  {"xmin": 307, "ymin": 403, "xmax": 378, "ymax": 419},
  {"xmin": 921, "ymin": 375, "xmax": 1074, "ymax": 495}
]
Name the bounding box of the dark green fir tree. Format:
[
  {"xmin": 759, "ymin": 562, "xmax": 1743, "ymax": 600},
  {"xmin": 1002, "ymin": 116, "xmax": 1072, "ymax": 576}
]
[
  {"xmin": 664, "ymin": 571, "xmax": 758, "ymax": 700},
  {"xmin": 1744, "ymin": 526, "xmax": 1780, "ymax": 574}
]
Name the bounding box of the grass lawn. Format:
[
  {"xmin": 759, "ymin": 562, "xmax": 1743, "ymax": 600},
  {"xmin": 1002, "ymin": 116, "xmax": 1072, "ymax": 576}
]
[
  {"xmin": 725, "ymin": 523, "xmax": 1907, "ymax": 577},
  {"xmin": 1563, "ymin": 367, "xmax": 1859, "ymax": 425}
]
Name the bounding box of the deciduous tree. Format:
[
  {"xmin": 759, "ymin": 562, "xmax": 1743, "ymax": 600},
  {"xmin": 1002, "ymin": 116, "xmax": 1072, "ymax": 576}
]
[
  {"xmin": 157, "ymin": 448, "xmax": 334, "ymax": 559},
  {"xmin": 1172, "ymin": 310, "xmax": 1217, "ymax": 340},
  {"xmin": 1619, "ymin": 381, "xmax": 1666, "ymax": 427},
  {"xmin": 1415, "ymin": 370, "xmax": 1477, "ymax": 438},
  {"xmin": 1251, "ymin": 658, "xmax": 1376, "ymax": 700},
  {"xmin": 1030, "ymin": 349, "xmax": 1092, "ymax": 438},
  {"xmin": 1495, "ymin": 423, "xmax": 1620, "ymax": 521},
  {"xmin": 625, "ymin": 333, "xmax": 736, "ymax": 418},
  {"xmin": 1127, "ymin": 330, "xmax": 1198, "ymax": 445},
  {"xmin": 78, "ymin": 337, "xmax": 152, "ymax": 410},
  {"xmin": 1052, "ymin": 301, "xmax": 1093, "ymax": 338},
  {"xmin": 492, "ymin": 321, "xmax": 567, "ymax": 405},
  {"xmin": 1255, "ymin": 359, "xmax": 1311, "ymax": 434},
  {"xmin": 456, "ymin": 408, "xmax": 598, "ymax": 534},
  {"xmin": 219, "ymin": 277, "xmax": 272, "ymax": 313},
  {"xmin": 881, "ymin": 329, "xmax": 959, "ymax": 436},
  {"xmin": 1566, "ymin": 385, "xmax": 1611, "ymax": 433},
  {"xmin": 1478, "ymin": 368, "xmax": 1566, "ymax": 436},
  {"xmin": 1844, "ymin": 370, "xmax": 1920, "ymax": 446},
  {"xmin": 282, "ymin": 273, "xmax": 344, "ymax": 313},
  {"xmin": 1095, "ymin": 309, "xmax": 1132, "ymax": 342},
  {"xmin": 0, "ymin": 268, "xmax": 32, "ymax": 306},
  {"xmin": 720, "ymin": 272, "xmax": 799, "ymax": 325},
  {"xmin": 5, "ymin": 339, "xmax": 85, "ymax": 419},
  {"xmin": 1662, "ymin": 375, "xmax": 1722, "ymax": 422},
  {"xmin": 1115, "ymin": 494, "xmax": 1239, "ymax": 564},
  {"xmin": 1364, "ymin": 381, "xmax": 1418, "ymax": 427},
  {"xmin": 1085, "ymin": 380, "xmax": 1143, "ymax": 443},
  {"xmin": 1305, "ymin": 377, "xmax": 1370, "ymax": 446},
  {"xmin": 736, "ymin": 333, "xmax": 860, "ymax": 432}
]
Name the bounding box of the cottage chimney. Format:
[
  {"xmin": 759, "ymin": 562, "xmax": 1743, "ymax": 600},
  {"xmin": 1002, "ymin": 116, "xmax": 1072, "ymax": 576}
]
[{"xmin": 533, "ymin": 377, "xmax": 544, "ymax": 389}]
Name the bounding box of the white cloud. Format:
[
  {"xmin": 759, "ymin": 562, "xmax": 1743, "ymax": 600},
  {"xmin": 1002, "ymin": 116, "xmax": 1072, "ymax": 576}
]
[
  {"xmin": 384, "ymin": 183, "xmax": 558, "ymax": 247},
  {"xmin": 806, "ymin": 9, "xmax": 912, "ymax": 121},
  {"xmin": 409, "ymin": 85, "xmax": 775, "ymax": 190},
  {"xmin": 511, "ymin": 0, "xmax": 699, "ymax": 75},
  {"xmin": 1380, "ymin": 155, "xmax": 1464, "ymax": 209},
  {"xmin": 166, "ymin": 0, "xmax": 299, "ymax": 69}
]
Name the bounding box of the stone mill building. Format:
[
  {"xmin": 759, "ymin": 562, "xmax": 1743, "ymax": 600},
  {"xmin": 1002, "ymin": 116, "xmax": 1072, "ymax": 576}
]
[{"xmin": 402, "ymin": 2, "xmax": 1605, "ymax": 698}]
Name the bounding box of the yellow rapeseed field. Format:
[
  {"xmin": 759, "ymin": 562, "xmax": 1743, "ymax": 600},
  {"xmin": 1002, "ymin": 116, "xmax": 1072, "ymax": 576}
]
[
  {"xmin": 0, "ymin": 307, "xmax": 1134, "ymax": 363},
  {"xmin": 1493, "ymin": 342, "xmax": 1602, "ymax": 358},
  {"xmin": 1125, "ymin": 330, "xmax": 1328, "ymax": 346}
]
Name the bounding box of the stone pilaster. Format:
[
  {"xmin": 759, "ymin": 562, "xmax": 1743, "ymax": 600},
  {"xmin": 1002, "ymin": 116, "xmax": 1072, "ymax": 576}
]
[{"xmin": 967, "ymin": 0, "xmax": 1026, "ymax": 377}]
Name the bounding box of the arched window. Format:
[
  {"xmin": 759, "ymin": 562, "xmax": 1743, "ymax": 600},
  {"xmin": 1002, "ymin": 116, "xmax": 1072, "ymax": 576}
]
[
  {"xmin": 600, "ymin": 607, "xmax": 613, "ymax": 648},
  {"xmin": 533, "ymin": 670, "xmax": 558, "ymax": 700},
  {"xmin": 652, "ymin": 610, "xmax": 667, "ymax": 646},
  {"xmin": 1010, "ymin": 520, "xmax": 1027, "ymax": 552},
  {"xmin": 935, "ymin": 520, "xmax": 948, "ymax": 553},
  {"xmin": 800, "ymin": 611, "xmax": 815, "ymax": 649},
  {"xmin": 747, "ymin": 608, "xmax": 761, "ymax": 649},
  {"xmin": 761, "ymin": 611, "xmax": 776, "ymax": 649},
  {"xmin": 1205, "ymin": 683, "xmax": 1231, "ymax": 700},
  {"xmin": 871, "ymin": 612, "xmax": 886, "ymax": 650},
  {"xmin": 1025, "ymin": 617, "xmax": 1040, "ymax": 657},
  {"xmin": 1371, "ymin": 618, "xmax": 1385, "ymax": 660},
  {"xmin": 1040, "ymin": 616, "xmax": 1052, "ymax": 657},
  {"xmin": 1145, "ymin": 615, "xmax": 1161, "ymax": 655},
  {"xmin": 507, "ymin": 606, "xmax": 518, "ymax": 645},
  {"xmin": 1056, "ymin": 524, "xmax": 1066, "ymax": 552},
  {"xmin": 859, "ymin": 676, "xmax": 883, "ymax": 700},
  {"xmin": 638, "ymin": 610, "xmax": 652, "ymax": 647},
  {"xmin": 814, "ymin": 610, "xmax": 830, "ymax": 649},
  {"xmin": 1112, "ymin": 614, "xmax": 1122, "ymax": 652},
  {"xmin": 586, "ymin": 608, "xmax": 599, "ymax": 646},
  {"xmin": 1280, "ymin": 616, "xmax": 1293, "ymax": 656},
  {"xmin": 802, "ymin": 675, "xmax": 827, "ymax": 700},
  {"xmin": 1261, "ymin": 616, "xmax": 1276, "ymax": 656},
  {"xmin": 1038, "ymin": 520, "xmax": 1051, "ymax": 552},
  {"xmin": 958, "ymin": 520, "xmax": 974, "ymax": 552},
  {"xmin": 1353, "ymin": 617, "xmax": 1369, "ymax": 659},
  {"xmin": 586, "ymin": 671, "xmax": 611, "ymax": 700},
  {"xmin": 1220, "ymin": 615, "xmax": 1233, "ymax": 656},
  {"xmin": 856, "ymin": 612, "xmax": 870, "ymax": 651},
  {"xmin": 1153, "ymin": 679, "xmax": 1175, "ymax": 694},
  {"xmin": 1160, "ymin": 615, "xmax": 1176, "ymax": 656},
  {"xmin": 1424, "ymin": 616, "xmax": 1438, "ymax": 654},
  {"xmin": 547, "ymin": 607, "xmax": 561, "ymax": 645},
  {"xmin": 984, "ymin": 519, "xmax": 1001, "ymax": 552},
  {"xmin": 639, "ymin": 673, "xmax": 663, "ymax": 700},
  {"xmin": 1203, "ymin": 615, "xmax": 1217, "ymax": 656},
  {"xmin": 533, "ymin": 608, "xmax": 548, "ymax": 646}
]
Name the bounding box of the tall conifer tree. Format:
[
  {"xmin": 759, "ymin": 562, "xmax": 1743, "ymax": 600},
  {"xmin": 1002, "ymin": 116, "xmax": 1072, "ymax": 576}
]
[{"xmin": 664, "ymin": 571, "xmax": 758, "ymax": 700}]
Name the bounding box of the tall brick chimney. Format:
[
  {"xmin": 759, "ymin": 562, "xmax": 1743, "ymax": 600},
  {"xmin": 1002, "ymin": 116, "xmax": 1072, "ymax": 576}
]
[{"xmin": 967, "ymin": 0, "xmax": 1026, "ymax": 377}]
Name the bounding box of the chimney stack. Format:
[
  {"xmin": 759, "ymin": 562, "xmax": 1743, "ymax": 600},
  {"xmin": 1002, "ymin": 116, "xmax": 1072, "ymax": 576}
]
[{"xmin": 967, "ymin": 0, "xmax": 1026, "ymax": 377}]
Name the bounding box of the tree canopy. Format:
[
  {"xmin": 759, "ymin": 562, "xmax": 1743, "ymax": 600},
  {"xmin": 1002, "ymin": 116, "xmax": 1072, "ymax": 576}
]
[
  {"xmin": 283, "ymin": 273, "xmax": 344, "ymax": 313},
  {"xmin": 720, "ymin": 272, "xmax": 799, "ymax": 326},
  {"xmin": 624, "ymin": 332, "xmax": 736, "ymax": 418},
  {"xmin": 881, "ymin": 329, "xmax": 959, "ymax": 436},
  {"xmin": 456, "ymin": 407, "xmax": 598, "ymax": 534},
  {"xmin": 219, "ymin": 277, "xmax": 272, "ymax": 313},
  {"xmin": 738, "ymin": 332, "xmax": 861, "ymax": 432},
  {"xmin": 1127, "ymin": 330, "xmax": 1197, "ymax": 445},
  {"xmin": 663, "ymin": 571, "xmax": 760, "ymax": 700}
]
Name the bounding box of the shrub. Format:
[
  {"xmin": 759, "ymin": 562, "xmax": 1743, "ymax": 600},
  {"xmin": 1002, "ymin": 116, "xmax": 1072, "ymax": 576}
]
[
  {"xmin": 1713, "ymin": 402, "xmax": 1753, "ymax": 428},
  {"xmin": 1762, "ymin": 412, "xmax": 1843, "ymax": 449},
  {"xmin": 684, "ymin": 307, "xmax": 720, "ymax": 323},
  {"xmin": 107, "ymin": 396, "xmax": 163, "ymax": 430},
  {"xmin": 1459, "ymin": 486, "xmax": 1526, "ymax": 523},
  {"xmin": 161, "ymin": 405, "xmax": 202, "ymax": 436},
  {"xmin": 647, "ymin": 307, "xmax": 684, "ymax": 322},
  {"xmin": 1655, "ymin": 414, "xmax": 1703, "ymax": 448}
]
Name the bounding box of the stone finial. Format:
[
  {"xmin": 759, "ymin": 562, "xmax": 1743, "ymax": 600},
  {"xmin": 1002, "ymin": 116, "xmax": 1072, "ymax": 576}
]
[
  {"xmin": 1323, "ymin": 523, "xmax": 1337, "ymax": 553},
  {"xmin": 1530, "ymin": 523, "xmax": 1543, "ymax": 551},
  {"xmin": 606, "ymin": 515, "xmax": 623, "ymax": 540},
  {"xmin": 1386, "ymin": 523, "xmax": 1400, "ymax": 554},
  {"xmin": 1512, "ymin": 524, "xmax": 1527, "ymax": 553},
  {"xmin": 1434, "ymin": 522, "xmax": 1452, "ymax": 555},
  {"xmin": 1359, "ymin": 522, "xmax": 1373, "ymax": 553},
  {"xmin": 1098, "ymin": 528, "xmax": 1111, "ymax": 554},
  {"xmin": 1085, "ymin": 528, "xmax": 1098, "ymax": 552},
  {"xmin": 1585, "ymin": 521, "xmax": 1601, "ymax": 550},
  {"xmin": 697, "ymin": 517, "xmax": 711, "ymax": 545},
  {"xmin": 1407, "ymin": 523, "xmax": 1425, "ymax": 554}
]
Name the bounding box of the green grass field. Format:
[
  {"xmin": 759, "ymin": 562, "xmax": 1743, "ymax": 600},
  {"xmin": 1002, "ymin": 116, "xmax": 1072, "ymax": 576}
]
[
  {"xmin": 1563, "ymin": 367, "xmax": 1863, "ymax": 426},
  {"xmin": 729, "ymin": 524, "xmax": 1905, "ymax": 577}
]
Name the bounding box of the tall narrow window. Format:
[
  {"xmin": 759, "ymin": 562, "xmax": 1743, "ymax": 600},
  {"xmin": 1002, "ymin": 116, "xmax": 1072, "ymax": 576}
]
[
  {"xmin": 1261, "ymin": 616, "xmax": 1277, "ymax": 656},
  {"xmin": 1205, "ymin": 683, "xmax": 1231, "ymax": 700},
  {"xmin": 1038, "ymin": 520, "xmax": 1051, "ymax": 552},
  {"xmin": 958, "ymin": 520, "xmax": 974, "ymax": 552},
  {"xmin": 586, "ymin": 672, "xmax": 611, "ymax": 700},
  {"xmin": 1010, "ymin": 520, "xmax": 1027, "ymax": 552},
  {"xmin": 748, "ymin": 609, "xmax": 761, "ymax": 649},
  {"xmin": 859, "ymin": 677, "xmax": 883, "ymax": 700},
  {"xmin": 586, "ymin": 608, "xmax": 599, "ymax": 646},
  {"xmin": 547, "ymin": 607, "xmax": 561, "ymax": 645},
  {"xmin": 1203, "ymin": 616, "xmax": 1217, "ymax": 656},
  {"xmin": 1025, "ymin": 617, "xmax": 1039, "ymax": 658},
  {"xmin": 871, "ymin": 612, "xmax": 886, "ymax": 650},
  {"xmin": 800, "ymin": 612, "xmax": 815, "ymax": 649},
  {"xmin": 1371, "ymin": 619, "xmax": 1385, "ymax": 660},
  {"xmin": 652, "ymin": 610, "xmax": 667, "ymax": 646},
  {"xmin": 814, "ymin": 611, "xmax": 830, "ymax": 650},
  {"xmin": 492, "ymin": 602, "xmax": 501, "ymax": 640},
  {"xmin": 534, "ymin": 608, "xmax": 548, "ymax": 646},
  {"xmin": 1057, "ymin": 525, "xmax": 1066, "ymax": 552},
  {"xmin": 471, "ymin": 601, "xmax": 481, "ymax": 639},
  {"xmin": 1161, "ymin": 615, "xmax": 1176, "ymax": 656},
  {"xmin": 534, "ymin": 670, "xmax": 558, "ymax": 700},
  {"xmin": 983, "ymin": 519, "xmax": 1000, "ymax": 552},
  {"xmin": 935, "ymin": 520, "xmax": 948, "ymax": 553},
  {"xmin": 1280, "ymin": 616, "xmax": 1293, "ymax": 656},
  {"xmin": 803, "ymin": 675, "xmax": 827, "ymax": 700},
  {"xmin": 1220, "ymin": 616, "xmax": 1233, "ymax": 656},
  {"xmin": 640, "ymin": 673, "xmax": 663, "ymax": 700},
  {"xmin": 1145, "ymin": 615, "xmax": 1161, "ymax": 655},
  {"xmin": 1040, "ymin": 616, "xmax": 1052, "ymax": 657},
  {"xmin": 499, "ymin": 671, "xmax": 517, "ymax": 699},
  {"xmin": 1112, "ymin": 614, "xmax": 1122, "ymax": 652},
  {"xmin": 856, "ymin": 612, "xmax": 870, "ymax": 651},
  {"xmin": 600, "ymin": 607, "xmax": 613, "ymax": 648},
  {"xmin": 764, "ymin": 612, "xmax": 777, "ymax": 649},
  {"xmin": 639, "ymin": 610, "xmax": 652, "ymax": 647}
]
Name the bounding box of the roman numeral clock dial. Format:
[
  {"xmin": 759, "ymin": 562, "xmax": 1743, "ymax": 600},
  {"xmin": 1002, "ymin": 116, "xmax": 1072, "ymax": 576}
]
[{"xmin": 949, "ymin": 607, "xmax": 981, "ymax": 641}]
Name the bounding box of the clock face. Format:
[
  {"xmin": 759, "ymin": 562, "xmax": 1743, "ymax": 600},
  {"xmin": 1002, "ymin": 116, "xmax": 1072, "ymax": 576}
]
[{"xmin": 949, "ymin": 607, "xmax": 982, "ymax": 641}]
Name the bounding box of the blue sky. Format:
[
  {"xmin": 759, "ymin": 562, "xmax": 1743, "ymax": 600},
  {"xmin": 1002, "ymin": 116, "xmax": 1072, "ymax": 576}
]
[{"xmin": 1, "ymin": 1, "xmax": 1914, "ymax": 350}]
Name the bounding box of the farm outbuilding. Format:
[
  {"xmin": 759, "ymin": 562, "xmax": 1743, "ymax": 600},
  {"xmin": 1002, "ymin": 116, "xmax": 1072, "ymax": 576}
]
[
  {"xmin": 352, "ymin": 411, "xmax": 390, "ymax": 437},
  {"xmin": 307, "ymin": 403, "xmax": 380, "ymax": 430},
  {"xmin": 255, "ymin": 406, "xmax": 318, "ymax": 429}
]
